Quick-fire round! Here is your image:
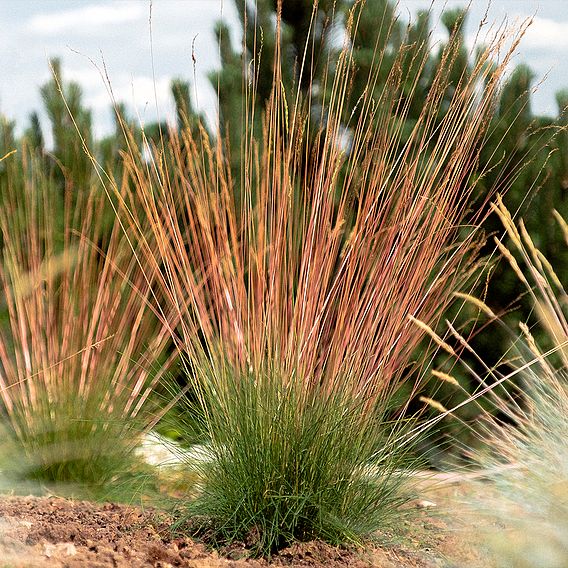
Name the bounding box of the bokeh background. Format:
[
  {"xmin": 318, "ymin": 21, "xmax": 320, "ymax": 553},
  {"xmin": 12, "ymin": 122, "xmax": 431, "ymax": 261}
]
[{"xmin": 1, "ymin": 0, "xmax": 566, "ymax": 141}]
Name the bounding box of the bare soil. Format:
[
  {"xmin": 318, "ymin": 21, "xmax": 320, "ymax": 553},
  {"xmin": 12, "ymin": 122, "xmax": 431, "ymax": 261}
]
[{"xmin": 0, "ymin": 489, "xmax": 484, "ymax": 567}]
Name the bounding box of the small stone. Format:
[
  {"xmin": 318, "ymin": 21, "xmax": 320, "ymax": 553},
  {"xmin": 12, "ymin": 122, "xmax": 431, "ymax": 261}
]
[
  {"xmin": 43, "ymin": 542, "xmax": 77, "ymax": 558},
  {"xmin": 415, "ymin": 499, "xmax": 437, "ymax": 509}
]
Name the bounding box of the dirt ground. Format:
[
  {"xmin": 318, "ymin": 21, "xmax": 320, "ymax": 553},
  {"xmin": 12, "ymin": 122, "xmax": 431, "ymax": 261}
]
[{"xmin": 0, "ymin": 483, "xmax": 486, "ymax": 567}]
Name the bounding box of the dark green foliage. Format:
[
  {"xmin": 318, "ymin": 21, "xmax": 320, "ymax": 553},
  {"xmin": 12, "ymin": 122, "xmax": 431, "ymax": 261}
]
[
  {"xmin": 41, "ymin": 58, "xmax": 94, "ymax": 192},
  {"xmin": 24, "ymin": 112, "xmax": 44, "ymax": 153}
]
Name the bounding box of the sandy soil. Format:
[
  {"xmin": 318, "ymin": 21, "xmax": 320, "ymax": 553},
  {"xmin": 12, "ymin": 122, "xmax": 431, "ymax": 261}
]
[{"xmin": 0, "ymin": 481, "xmax": 487, "ymax": 567}]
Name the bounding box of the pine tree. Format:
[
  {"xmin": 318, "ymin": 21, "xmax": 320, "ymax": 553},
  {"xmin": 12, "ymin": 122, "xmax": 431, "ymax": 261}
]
[
  {"xmin": 40, "ymin": 58, "xmax": 93, "ymax": 195},
  {"xmin": 24, "ymin": 112, "xmax": 44, "ymax": 153}
]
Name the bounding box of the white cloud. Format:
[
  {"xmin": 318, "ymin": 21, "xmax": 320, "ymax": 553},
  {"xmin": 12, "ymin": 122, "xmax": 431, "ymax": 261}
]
[
  {"xmin": 86, "ymin": 74, "xmax": 172, "ymax": 114},
  {"xmin": 522, "ymin": 16, "xmax": 568, "ymax": 50},
  {"xmin": 27, "ymin": 2, "xmax": 146, "ymax": 35}
]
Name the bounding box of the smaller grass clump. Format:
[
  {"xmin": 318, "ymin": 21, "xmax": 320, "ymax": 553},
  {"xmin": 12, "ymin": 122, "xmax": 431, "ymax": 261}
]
[
  {"xmin": 462, "ymin": 200, "xmax": 568, "ymax": 567},
  {"xmin": 0, "ymin": 386, "xmax": 154, "ymax": 500},
  {"xmin": 0, "ymin": 144, "xmax": 176, "ymax": 500}
]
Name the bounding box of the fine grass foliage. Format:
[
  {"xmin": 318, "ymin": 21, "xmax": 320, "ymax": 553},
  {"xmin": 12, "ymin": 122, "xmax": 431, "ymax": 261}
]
[
  {"xmin": 89, "ymin": 2, "xmax": 526, "ymax": 556},
  {"xmin": 0, "ymin": 144, "xmax": 177, "ymax": 500},
  {"xmin": 170, "ymin": 363, "xmax": 417, "ymax": 554}
]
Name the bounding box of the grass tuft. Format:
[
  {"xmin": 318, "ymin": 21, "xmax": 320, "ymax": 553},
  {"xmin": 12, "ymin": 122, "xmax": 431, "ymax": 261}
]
[
  {"xmin": 171, "ymin": 365, "xmax": 415, "ymax": 555},
  {"xmin": 0, "ymin": 143, "xmax": 176, "ymax": 501}
]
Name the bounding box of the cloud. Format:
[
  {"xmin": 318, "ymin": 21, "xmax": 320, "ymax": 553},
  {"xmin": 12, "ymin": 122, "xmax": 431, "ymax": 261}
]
[
  {"xmin": 27, "ymin": 2, "xmax": 146, "ymax": 35},
  {"xmin": 86, "ymin": 74, "xmax": 172, "ymax": 114},
  {"xmin": 522, "ymin": 16, "xmax": 568, "ymax": 50}
]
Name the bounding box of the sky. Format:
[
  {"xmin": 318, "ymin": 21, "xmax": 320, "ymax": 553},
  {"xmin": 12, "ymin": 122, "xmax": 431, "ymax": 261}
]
[{"xmin": 1, "ymin": 0, "xmax": 567, "ymax": 141}]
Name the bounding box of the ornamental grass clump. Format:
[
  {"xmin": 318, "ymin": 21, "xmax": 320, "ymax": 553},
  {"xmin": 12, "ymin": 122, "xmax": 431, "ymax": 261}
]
[
  {"xmin": 102, "ymin": 2, "xmax": 525, "ymax": 555},
  {"xmin": 0, "ymin": 145, "xmax": 176, "ymax": 499}
]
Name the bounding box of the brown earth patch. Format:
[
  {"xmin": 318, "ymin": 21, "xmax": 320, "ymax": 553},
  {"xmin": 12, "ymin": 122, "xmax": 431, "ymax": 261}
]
[{"xmin": 0, "ymin": 492, "xmax": 486, "ymax": 567}]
